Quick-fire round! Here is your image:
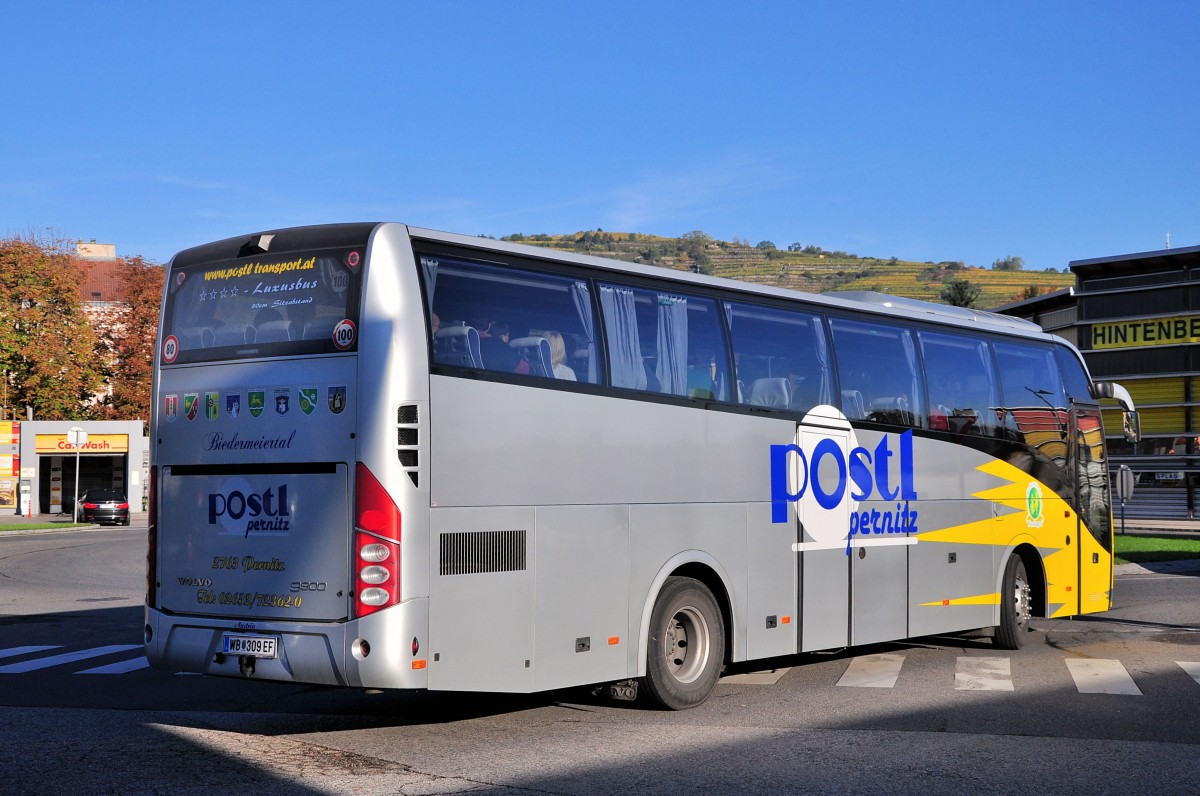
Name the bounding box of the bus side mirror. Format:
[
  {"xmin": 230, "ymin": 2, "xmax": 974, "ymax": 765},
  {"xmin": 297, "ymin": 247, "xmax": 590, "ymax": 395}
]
[
  {"xmin": 1123, "ymin": 411, "xmax": 1141, "ymax": 444},
  {"xmin": 1093, "ymin": 380, "xmax": 1136, "ymax": 412}
]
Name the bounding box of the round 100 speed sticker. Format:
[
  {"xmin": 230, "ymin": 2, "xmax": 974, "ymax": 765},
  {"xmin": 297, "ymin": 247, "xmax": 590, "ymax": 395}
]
[{"xmin": 332, "ymin": 319, "xmax": 357, "ymax": 350}]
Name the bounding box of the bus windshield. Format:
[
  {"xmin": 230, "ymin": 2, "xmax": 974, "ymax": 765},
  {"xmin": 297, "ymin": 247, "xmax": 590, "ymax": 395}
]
[{"xmin": 160, "ymin": 246, "xmax": 364, "ymax": 364}]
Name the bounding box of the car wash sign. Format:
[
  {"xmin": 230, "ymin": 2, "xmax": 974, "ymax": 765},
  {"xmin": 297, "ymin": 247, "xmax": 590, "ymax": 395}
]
[{"xmin": 35, "ymin": 433, "xmax": 130, "ymax": 453}]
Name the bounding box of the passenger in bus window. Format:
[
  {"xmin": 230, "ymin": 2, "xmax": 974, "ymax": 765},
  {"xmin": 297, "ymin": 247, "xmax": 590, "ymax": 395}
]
[
  {"xmin": 478, "ymin": 320, "xmax": 528, "ymax": 373},
  {"xmin": 545, "ymin": 331, "xmax": 576, "ymax": 381}
]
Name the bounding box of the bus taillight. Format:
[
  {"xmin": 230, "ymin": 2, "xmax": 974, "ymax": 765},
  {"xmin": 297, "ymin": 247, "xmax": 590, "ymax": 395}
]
[{"xmin": 354, "ymin": 463, "xmax": 401, "ymax": 618}]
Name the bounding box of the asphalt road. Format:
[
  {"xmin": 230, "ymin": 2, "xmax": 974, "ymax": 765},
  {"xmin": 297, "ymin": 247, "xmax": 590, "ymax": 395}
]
[{"xmin": 2, "ymin": 526, "xmax": 1199, "ymax": 794}]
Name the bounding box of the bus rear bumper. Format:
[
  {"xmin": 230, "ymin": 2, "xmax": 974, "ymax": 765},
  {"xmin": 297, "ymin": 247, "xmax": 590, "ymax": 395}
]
[{"xmin": 144, "ymin": 599, "xmax": 430, "ymax": 690}]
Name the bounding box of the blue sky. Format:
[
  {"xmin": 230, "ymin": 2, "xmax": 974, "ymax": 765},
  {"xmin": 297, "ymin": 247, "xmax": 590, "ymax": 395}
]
[{"xmin": 4, "ymin": 2, "xmax": 1199, "ymax": 271}]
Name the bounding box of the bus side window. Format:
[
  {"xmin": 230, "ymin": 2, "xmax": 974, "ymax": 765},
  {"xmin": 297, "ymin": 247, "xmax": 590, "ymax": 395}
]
[
  {"xmin": 994, "ymin": 342, "xmax": 1068, "ymax": 409},
  {"xmin": 420, "ymin": 254, "xmax": 601, "ymax": 384},
  {"xmin": 599, "ymin": 284, "xmax": 729, "ymax": 401},
  {"xmin": 993, "ymin": 341, "xmax": 1069, "ymax": 459},
  {"xmin": 919, "ymin": 331, "xmax": 1000, "ymax": 436},
  {"xmin": 726, "ymin": 301, "xmax": 832, "ymax": 413},
  {"xmin": 830, "ymin": 319, "xmax": 926, "ymax": 428}
]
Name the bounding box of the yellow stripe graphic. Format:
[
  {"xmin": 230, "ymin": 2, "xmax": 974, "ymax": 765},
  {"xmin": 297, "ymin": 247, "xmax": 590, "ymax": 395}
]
[{"xmin": 919, "ymin": 593, "xmax": 1001, "ymax": 608}]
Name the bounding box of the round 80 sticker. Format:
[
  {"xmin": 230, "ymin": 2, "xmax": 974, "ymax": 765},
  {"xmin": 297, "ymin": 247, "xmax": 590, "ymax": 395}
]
[
  {"xmin": 332, "ymin": 319, "xmax": 357, "ymax": 350},
  {"xmin": 162, "ymin": 335, "xmax": 179, "ymax": 364}
]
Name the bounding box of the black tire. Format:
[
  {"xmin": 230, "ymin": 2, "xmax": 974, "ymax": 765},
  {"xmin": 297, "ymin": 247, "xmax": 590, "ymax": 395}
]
[
  {"xmin": 641, "ymin": 576, "xmax": 725, "ymax": 710},
  {"xmin": 994, "ymin": 554, "xmax": 1032, "ymax": 650}
]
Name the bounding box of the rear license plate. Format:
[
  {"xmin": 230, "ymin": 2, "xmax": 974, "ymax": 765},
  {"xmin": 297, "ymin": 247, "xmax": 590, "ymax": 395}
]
[{"xmin": 222, "ymin": 634, "xmax": 278, "ymax": 659}]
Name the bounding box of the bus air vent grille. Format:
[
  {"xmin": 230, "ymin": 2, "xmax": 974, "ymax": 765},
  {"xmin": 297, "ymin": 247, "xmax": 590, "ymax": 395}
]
[
  {"xmin": 396, "ymin": 403, "xmax": 420, "ymax": 485},
  {"xmin": 439, "ymin": 530, "xmax": 527, "ymax": 576}
]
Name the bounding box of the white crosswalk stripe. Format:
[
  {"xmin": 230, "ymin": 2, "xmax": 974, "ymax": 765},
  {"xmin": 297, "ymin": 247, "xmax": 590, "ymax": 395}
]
[
  {"xmin": 78, "ymin": 655, "xmax": 151, "ymax": 675},
  {"xmin": 836, "ymin": 653, "xmax": 905, "ymax": 688},
  {"xmin": 955, "ymin": 656, "xmax": 1014, "ymax": 691},
  {"xmin": 1175, "ymin": 661, "xmax": 1200, "ymax": 686},
  {"xmin": 1064, "ymin": 659, "xmax": 1143, "ymax": 695},
  {"xmin": 0, "ymin": 645, "xmax": 142, "ymax": 674}
]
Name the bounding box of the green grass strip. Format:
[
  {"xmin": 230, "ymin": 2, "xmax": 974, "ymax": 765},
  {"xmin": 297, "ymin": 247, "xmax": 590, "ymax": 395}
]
[{"xmin": 1114, "ymin": 534, "xmax": 1200, "ymax": 565}]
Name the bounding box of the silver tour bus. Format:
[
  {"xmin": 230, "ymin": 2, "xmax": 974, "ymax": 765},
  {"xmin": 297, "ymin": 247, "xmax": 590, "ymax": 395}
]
[{"xmin": 145, "ymin": 223, "xmax": 1138, "ymax": 709}]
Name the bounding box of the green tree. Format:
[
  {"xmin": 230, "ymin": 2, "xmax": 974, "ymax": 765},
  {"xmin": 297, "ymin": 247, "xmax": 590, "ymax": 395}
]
[
  {"xmin": 0, "ymin": 236, "xmax": 105, "ymax": 419},
  {"xmin": 680, "ymin": 231, "xmax": 712, "ymax": 274},
  {"xmin": 939, "ymin": 277, "xmax": 981, "ymax": 308},
  {"xmin": 992, "ymin": 255, "xmax": 1024, "ymax": 271}
]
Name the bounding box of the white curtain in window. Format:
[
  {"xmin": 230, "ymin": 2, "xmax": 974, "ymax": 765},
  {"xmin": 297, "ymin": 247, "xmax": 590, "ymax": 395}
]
[
  {"xmin": 655, "ymin": 294, "xmax": 689, "ymax": 395},
  {"xmin": 599, "ymin": 285, "xmax": 646, "ymax": 390}
]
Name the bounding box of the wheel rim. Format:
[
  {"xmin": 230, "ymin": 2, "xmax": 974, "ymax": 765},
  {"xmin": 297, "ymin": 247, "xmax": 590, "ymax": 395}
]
[
  {"xmin": 664, "ymin": 606, "xmax": 711, "ymax": 684},
  {"xmin": 1013, "ymin": 568, "xmax": 1032, "ymax": 631}
]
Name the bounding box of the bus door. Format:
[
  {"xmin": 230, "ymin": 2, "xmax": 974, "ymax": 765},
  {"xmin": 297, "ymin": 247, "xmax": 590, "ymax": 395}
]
[
  {"xmin": 1070, "ymin": 403, "xmax": 1114, "ymax": 614},
  {"xmin": 794, "ymin": 413, "xmax": 851, "ymax": 652},
  {"xmin": 848, "ymin": 429, "xmax": 911, "ymax": 646}
]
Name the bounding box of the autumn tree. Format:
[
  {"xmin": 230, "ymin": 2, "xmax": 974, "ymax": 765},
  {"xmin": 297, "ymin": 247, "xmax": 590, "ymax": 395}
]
[
  {"xmin": 0, "ymin": 236, "xmax": 105, "ymax": 419},
  {"xmin": 90, "ymin": 256, "xmax": 165, "ymax": 420}
]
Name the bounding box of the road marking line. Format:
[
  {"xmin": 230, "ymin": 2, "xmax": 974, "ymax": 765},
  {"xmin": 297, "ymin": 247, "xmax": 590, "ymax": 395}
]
[
  {"xmin": 837, "ymin": 653, "xmax": 904, "ymax": 688},
  {"xmin": 0, "ymin": 645, "xmax": 142, "ymax": 674},
  {"xmin": 1065, "ymin": 659, "xmax": 1142, "ymax": 695},
  {"xmin": 1177, "ymin": 661, "xmax": 1200, "ymax": 685},
  {"xmin": 77, "ymin": 656, "xmax": 151, "ymax": 674},
  {"xmin": 955, "ymin": 656, "xmax": 1014, "ymax": 691},
  {"xmin": 0, "ymin": 646, "xmax": 60, "ymax": 660}
]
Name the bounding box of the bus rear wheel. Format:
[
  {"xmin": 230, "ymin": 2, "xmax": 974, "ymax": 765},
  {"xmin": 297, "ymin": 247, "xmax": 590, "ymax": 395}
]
[
  {"xmin": 642, "ymin": 576, "xmax": 724, "ymax": 710},
  {"xmin": 994, "ymin": 554, "xmax": 1032, "ymax": 650}
]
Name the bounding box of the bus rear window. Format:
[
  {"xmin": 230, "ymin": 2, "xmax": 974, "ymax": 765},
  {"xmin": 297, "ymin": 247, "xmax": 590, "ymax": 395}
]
[{"xmin": 161, "ymin": 247, "xmax": 363, "ymax": 363}]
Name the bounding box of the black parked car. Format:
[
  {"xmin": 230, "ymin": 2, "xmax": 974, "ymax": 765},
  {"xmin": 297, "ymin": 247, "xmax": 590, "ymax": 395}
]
[{"xmin": 80, "ymin": 489, "xmax": 130, "ymax": 525}]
